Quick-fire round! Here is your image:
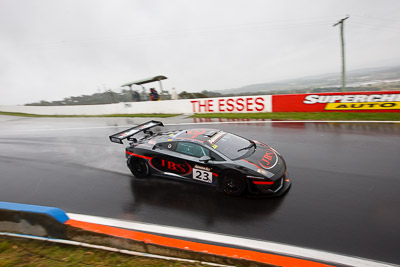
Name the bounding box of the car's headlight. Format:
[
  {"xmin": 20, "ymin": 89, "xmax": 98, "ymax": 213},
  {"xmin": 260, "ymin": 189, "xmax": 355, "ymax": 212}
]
[{"xmin": 257, "ymin": 168, "xmax": 274, "ymax": 178}]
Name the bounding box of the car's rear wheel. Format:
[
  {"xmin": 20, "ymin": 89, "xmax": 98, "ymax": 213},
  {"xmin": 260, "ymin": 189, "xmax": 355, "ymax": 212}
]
[
  {"xmin": 221, "ymin": 170, "xmax": 246, "ymax": 196},
  {"xmin": 127, "ymin": 157, "xmax": 150, "ymax": 179}
]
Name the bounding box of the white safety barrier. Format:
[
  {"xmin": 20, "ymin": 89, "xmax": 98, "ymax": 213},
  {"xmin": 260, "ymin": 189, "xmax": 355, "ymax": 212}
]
[{"xmin": 0, "ymin": 95, "xmax": 272, "ymax": 115}]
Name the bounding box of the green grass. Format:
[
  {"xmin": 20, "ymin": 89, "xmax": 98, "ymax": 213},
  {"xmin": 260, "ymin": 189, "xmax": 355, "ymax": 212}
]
[
  {"xmin": 191, "ymin": 112, "xmax": 400, "ymax": 121},
  {"xmin": 0, "ymin": 111, "xmax": 178, "ymax": 118},
  {"xmin": 0, "ymin": 236, "xmax": 209, "ymax": 267}
]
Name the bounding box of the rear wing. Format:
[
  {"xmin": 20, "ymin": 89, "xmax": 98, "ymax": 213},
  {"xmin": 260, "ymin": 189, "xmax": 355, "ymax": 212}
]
[{"xmin": 109, "ymin": 120, "xmax": 164, "ymax": 144}]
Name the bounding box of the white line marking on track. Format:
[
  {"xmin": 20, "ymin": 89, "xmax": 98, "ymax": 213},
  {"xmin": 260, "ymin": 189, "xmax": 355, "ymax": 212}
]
[
  {"xmin": 1, "ymin": 120, "xmax": 399, "ymax": 133},
  {"xmin": 67, "ymin": 213, "xmax": 397, "ymax": 267}
]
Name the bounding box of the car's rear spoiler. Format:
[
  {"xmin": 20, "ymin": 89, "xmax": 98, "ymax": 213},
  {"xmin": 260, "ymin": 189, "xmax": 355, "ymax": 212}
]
[{"xmin": 109, "ymin": 120, "xmax": 164, "ymax": 144}]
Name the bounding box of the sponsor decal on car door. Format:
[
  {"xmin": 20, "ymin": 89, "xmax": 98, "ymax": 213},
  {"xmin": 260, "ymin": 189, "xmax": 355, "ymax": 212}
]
[{"xmin": 150, "ymin": 157, "xmax": 192, "ymax": 175}]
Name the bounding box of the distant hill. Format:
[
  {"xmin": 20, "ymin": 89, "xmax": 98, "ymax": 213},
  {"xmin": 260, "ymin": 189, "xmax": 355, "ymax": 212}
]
[
  {"xmin": 217, "ymin": 65, "xmax": 400, "ymax": 95},
  {"xmin": 25, "ymin": 65, "xmax": 400, "ymax": 106}
]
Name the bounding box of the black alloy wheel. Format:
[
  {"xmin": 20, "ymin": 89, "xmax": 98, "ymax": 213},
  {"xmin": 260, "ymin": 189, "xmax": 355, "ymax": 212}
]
[
  {"xmin": 222, "ymin": 171, "xmax": 246, "ymax": 196},
  {"xmin": 128, "ymin": 157, "xmax": 150, "ymax": 179}
]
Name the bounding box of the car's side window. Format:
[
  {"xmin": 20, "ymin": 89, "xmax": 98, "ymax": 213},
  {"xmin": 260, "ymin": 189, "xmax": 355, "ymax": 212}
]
[
  {"xmin": 210, "ymin": 151, "xmax": 225, "ymax": 161},
  {"xmin": 159, "ymin": 141, "xmax": 176, "ymax": 150},
  {"xmin": 175, "ymin": 142, "xmax": 210, "ymax": 158}
]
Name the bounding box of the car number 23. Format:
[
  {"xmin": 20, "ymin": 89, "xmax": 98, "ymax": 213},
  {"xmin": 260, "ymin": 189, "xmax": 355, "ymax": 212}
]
[{"xmin": 193, "ymin": 168, "xmax": 212, "ymax": 183}]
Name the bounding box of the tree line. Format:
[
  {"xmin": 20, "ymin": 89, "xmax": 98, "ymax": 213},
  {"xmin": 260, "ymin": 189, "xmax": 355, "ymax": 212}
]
[{"xmin": 25, "ymin": 87, "xmax": 380, "ymax": 106}]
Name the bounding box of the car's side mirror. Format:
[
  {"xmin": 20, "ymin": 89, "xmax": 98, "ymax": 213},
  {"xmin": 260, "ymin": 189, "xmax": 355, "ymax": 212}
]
[
  {"xmin": 199, "ymin": 156, "xmax": 211, "ymax": 163},
  {"xmin": 152, "ymin": 144, "xmax": 161, "ymax": 150}
]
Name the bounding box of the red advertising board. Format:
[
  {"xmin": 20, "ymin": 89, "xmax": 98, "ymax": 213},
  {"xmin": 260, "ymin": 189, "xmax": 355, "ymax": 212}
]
[{"xmin": 272, "ymin": 91, "xmax": 400, "ymax": 112}]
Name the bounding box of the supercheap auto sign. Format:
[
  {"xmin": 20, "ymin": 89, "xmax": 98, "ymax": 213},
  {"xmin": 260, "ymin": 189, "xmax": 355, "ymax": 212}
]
[{"xmin": 272, "ymin": 91, "xmax": 400, "ymax": 112}]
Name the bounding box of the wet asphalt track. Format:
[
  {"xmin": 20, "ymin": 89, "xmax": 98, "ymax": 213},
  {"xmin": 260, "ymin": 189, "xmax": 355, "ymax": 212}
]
[{"xmin": 0, "ymin": 115, "xmax": 400, "ymax": 265}]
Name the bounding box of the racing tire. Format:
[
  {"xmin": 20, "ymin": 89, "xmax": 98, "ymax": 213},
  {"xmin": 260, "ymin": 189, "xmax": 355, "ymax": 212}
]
[
  {"xmin": 127, "ymin": 157, "xmax": 150, "ymax": 179},
  {"xmin": 221, "ymin": 170, "xmax": 246, "ymax": 196}
]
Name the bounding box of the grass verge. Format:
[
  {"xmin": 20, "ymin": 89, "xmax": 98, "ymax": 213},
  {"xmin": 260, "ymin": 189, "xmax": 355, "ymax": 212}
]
[
  {"xmin": 0, "ymin": 236, "xmax": 209, "ymax": 267},
  {"xmin": 0, "ymin": 111, "xmax": 178, "ymax": 118},
  {"xmin": 191, "ymin": 112, "xmax": 400, "ymax": 121}
]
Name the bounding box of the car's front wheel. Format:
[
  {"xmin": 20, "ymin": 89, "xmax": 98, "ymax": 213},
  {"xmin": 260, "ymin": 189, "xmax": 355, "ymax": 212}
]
[
  {"xmin": 221, "ymin": 170, "xmax": 246, "ymax": 196},
  {"xmin": 127, "ymin": 157, "xmax": 150, "ymax": 179}
]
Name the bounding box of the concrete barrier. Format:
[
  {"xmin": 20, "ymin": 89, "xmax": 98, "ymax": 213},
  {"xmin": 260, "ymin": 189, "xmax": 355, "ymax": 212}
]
[{"xmin": 0, "ymin": 202, "xmax": 68, "ymax": 238}]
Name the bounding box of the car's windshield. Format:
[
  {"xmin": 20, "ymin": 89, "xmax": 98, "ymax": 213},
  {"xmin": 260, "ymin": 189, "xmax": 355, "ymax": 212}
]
[{"xmin": 212, "ymin": 132, "xmax": 253, "ymax": 160}]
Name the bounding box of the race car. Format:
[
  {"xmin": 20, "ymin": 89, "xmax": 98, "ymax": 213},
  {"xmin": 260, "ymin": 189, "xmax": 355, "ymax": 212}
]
[{"xmin": 109, "ymin": 120, "xmax": 291, "ymax": 196}]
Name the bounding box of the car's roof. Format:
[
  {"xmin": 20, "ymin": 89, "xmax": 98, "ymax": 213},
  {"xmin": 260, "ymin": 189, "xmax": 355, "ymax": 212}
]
[{"xmin": 144, "ymin": 128, "xmax": 222, "ymax": 146}]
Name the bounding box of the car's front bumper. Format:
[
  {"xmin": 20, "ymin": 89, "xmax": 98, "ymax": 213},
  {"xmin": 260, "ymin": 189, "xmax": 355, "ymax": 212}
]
[{"xmin": 248, "ymin": 171, "xmax": 292, "ymax": 197}]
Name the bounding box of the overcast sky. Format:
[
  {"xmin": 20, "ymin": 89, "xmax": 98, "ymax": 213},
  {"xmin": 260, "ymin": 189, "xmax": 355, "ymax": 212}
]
[{"xmin": 1, "ymin": 0, "xmax": 400, "ymax": 105}]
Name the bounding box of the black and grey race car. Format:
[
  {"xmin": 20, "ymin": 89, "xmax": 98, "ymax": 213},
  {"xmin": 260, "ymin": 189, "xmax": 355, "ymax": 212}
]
[{"xmin": 109, "ymin": 121, "xmax": 291, "ymax": 196}]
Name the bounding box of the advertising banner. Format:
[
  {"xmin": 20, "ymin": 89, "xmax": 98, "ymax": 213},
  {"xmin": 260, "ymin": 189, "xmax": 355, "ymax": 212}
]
[
  {"xmin": 272, "ymin": 91, "xmax": 400, "ymax": 112},
  {"xmin": 189, "ymin": 95, "xmax": 272, "ymax": 113}
]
